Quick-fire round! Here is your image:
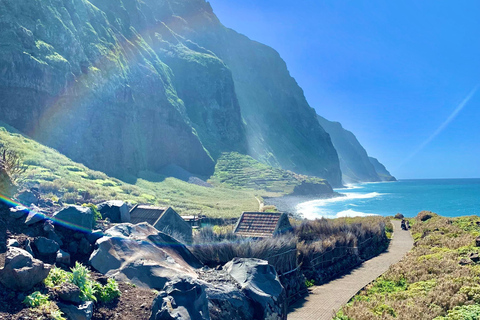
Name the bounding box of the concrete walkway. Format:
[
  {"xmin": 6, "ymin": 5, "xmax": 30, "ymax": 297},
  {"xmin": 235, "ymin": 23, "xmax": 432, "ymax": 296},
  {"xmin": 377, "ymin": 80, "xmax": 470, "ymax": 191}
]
[{"xmin": 288, "ymin": 220, "xmax": 413, "ymax": 320}]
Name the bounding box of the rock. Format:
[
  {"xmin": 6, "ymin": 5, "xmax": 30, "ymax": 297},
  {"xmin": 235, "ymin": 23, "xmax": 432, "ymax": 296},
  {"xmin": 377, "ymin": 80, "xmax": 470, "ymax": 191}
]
[
  {"xmin": 469, "ymin": 253, "xmax": 480, "ymax": 263},
  {"xmin": 394, "ymin": 213, "xmax": 404, "ymax": 219},
  {"xmin": 47, "ymin": 231, "xmax": 63, "ymax": 247},
  {"xmin": 86, "ymin": 230, "xmax": 103, "ymax": 245},
  {"xmin": 16, "ymin": 190, "xmax": 39, "ymax": 206},
  {"xmin": 150, "ymin": 277, "xmax": 210, "ymax": 320},
  {"xmin": 475, "ymin": 236, "xmax": 480, "ymax": 247},
  {"xmin": 25, "ymin": 206, "xmax": 47, "ymax": 225},
  {"xmin": 89, "ymin": 223, "xmax": 202, "ymax": 289},
  {"xmin": 292, "ymin": 181, "xmax": 333, "ymax": 196},
  {"xmin": 0, "ymin": 247, "xmax": 51, "ymax": 291},
  {"xmin": 34, "ymin": 237, "xmax": 60, "ymax": 255},
  {"xmin": 56, "ymin": 282, "xmax": 82, "ymax": 304},
  {"xmin": 97, "ymin": 200, "xmax": 130, "ymax": 223},
  {"xmin": 459, "ymin": 258, "xmax": 473, "ymax": 265},
  {"xmin": 57, "ymin": 301, "xmax": 94, "ymax": 320},
  {"xmin": 9, "ymin": 206, "xmax": 29, "ymax": 219},
  {"xmin": 56, "ymin": 249, "xmax": 71, "ymax": 265},
  {"xmin": 24, "ymin": 239, "xmax": 34, "ymax": 256},
  {"xmin": 78, "ymin": 238, "xmax": 92, "ymax": 255},
  {"xmin": 53, "ymin": 206, "xmax": 94, "ymax": 232},
  {"xmin": 68, "ymin": 241, "xmax": 79, "ymax": 254},
  {"xmin": 224, "ymin": 258, "xmax": 287, "ymax": 320},
  {"xmin": 7, "ymin": 239, "xmax": 20, "ymax": 247},
  {"xmin": 43, "ymin": 220, "xmax": 55, "ymax": 233}
]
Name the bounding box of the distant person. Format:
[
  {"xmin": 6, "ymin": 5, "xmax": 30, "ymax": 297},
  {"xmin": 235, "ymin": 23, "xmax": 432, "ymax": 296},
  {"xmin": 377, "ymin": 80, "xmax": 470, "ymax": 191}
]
[
  {"xmin": 405, "ymin": 219, "xmax": 410, "ymax": 229},
  {"xmin": 401, "ymin": 219, "xmax": 407, "ymax": 230}
]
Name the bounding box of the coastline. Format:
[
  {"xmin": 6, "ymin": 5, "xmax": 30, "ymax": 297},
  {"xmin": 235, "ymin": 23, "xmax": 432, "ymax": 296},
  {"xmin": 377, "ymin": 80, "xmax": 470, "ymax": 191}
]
[{"xmin": 264, "ymin": 192, "xmax": 344, "ymax": 219}]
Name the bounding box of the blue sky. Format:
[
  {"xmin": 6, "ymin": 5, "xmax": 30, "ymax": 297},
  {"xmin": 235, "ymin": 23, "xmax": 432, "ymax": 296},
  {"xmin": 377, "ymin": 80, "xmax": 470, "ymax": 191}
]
[{"xmin": 208, "ymin": 0, "xmax": 480, "ymax": 179}]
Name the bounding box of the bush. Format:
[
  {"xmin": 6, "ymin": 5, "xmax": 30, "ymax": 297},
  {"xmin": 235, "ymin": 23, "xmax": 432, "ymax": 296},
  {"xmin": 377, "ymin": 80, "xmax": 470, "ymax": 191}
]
[
  {"xmin": 0, "ymin": 143, "xmax": 26, "ymax": 195},
  {"xmin": 23, "ymin": 291, "xmax": 50, "ymax": 307},
  {"xmin": 97, "ymin": 278, "xmax": 121, "ymax": 303}
]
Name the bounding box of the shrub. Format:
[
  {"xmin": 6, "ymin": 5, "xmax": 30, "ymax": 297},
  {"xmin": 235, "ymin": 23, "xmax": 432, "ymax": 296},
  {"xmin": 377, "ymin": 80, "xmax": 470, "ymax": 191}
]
[
  {"xmin": 23, "ymin": 291, "xmax": 50, "ymax": 307},
  {"xmin": 97, "ymin": 278, "xmax": 121, "ymax": 303},
  {"xmin": 44, "ymin": 267, "xmax": 69, "ymax": 287},
  {"xmin": 82, "ymin": 203, "xmax": 102, "ymax": 222},
  {"xmin": 0, "ymin": 143, "xmax": 26, "ymax": 195}
]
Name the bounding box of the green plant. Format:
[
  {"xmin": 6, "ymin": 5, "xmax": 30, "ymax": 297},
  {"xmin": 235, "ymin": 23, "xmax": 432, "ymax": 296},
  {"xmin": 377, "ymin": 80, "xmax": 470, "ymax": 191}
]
[
  {"xmin": 434, "ymin": 304, "xmax": 480, "ymax": 320},
  {"xmin": 70, "ymin": 262, "xmax": 97, "ymax": 302},
  {"xmin": 23, "ymin": 291, "xmax": 50, "ymax": 307},
  {"xmin": 44, "ymin": 267, "xmax": 69, "ymax": 288},
  {"xmin": 97, "ymin": 278, "xmax": 121, "ymax": 302},
  {"xmin": 82, "ymin": 203, "xmax": 102, "ymax": 222},
  {"xmin": 305, "ymin": 279, "xmax": 315, "ymax": 288}
]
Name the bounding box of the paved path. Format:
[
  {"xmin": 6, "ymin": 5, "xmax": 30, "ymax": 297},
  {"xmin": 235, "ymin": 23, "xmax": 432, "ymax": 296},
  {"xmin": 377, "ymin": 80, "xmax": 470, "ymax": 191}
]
[{"xmin": 288, "ymin": 220, "xmax": 413, "ymax": 320}]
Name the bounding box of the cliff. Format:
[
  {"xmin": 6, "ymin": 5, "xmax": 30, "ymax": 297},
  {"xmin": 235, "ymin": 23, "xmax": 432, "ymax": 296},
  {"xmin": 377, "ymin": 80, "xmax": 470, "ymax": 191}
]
[
  {"xmin": 317, "ymin": 115, "xmax": 395, "ymax": 183},
  {"xmin": 369, "ymin": 157, "xmax": 397, "ymax": 181},
  {"xmin": 0, "ymin": 0, "xmax": 345, "ymax": 186}
]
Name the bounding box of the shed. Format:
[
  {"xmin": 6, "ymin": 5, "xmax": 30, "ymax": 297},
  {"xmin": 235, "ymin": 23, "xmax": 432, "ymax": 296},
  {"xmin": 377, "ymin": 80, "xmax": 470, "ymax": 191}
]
[
  {"xmin": 233, "ymin": 212, "xmax": 292, "ymax": 238},
  {"xmin": 129, "ymin": 205, "xmax": 192, "ymax": 243}
]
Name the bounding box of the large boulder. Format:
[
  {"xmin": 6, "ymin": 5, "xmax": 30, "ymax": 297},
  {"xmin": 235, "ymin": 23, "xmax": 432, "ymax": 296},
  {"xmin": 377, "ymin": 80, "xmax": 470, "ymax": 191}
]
[
  {"xmin": 97, "ymin": 200, "xmax": 130, "ymax": 223},
  {"xmin": 150, "ymin": 277, "xmax": 210, "ymax": 320},
  {"xmin": 89, "ymin": 223, "xmax": 202, "ymax": 290},
  {"xmin": 57, "ymin": 301, "xmax": 94, "ymax": 320},
  {"xmin": 53, "ymin": 206, "xmax": 94, "ymax": 231},
  {"xmin": 0, "ymin": 247, "xmax": 51, "ymax": 291},
  {"xmin": 16, "ymin": 190, "xmax": 39, "ymax": 206},
  {"xmin": 34, "ymin": 237, "xmax": 60, "ymax": 255},
  {"xmin": 224, "ymin": 258, "xmax": 287, "ymax": 320}
]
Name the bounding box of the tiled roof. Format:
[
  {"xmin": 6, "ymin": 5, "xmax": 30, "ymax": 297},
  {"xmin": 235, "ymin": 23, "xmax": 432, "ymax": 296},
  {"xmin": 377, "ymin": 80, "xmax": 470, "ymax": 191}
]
[
  {"xmin": 234, "ymin": 212, "xmax": 282, "ymax": 238},
  {"xmin": 129, "ymin": 205, "xmax": 167, "ymax": 226}
]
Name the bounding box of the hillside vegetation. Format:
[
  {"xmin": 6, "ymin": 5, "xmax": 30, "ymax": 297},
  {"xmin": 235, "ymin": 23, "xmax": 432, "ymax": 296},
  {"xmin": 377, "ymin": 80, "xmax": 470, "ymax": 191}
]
[
  {"xmin": 0, "ymin": 124, "xmax": 258, "ymax": 218},
  {"xmin": 336, "ymin": 212, "xmax": 480, "ymax": 320},
  {"xmin": 209, "ymin": 152, "xmax": 330, "ymax": 195}
]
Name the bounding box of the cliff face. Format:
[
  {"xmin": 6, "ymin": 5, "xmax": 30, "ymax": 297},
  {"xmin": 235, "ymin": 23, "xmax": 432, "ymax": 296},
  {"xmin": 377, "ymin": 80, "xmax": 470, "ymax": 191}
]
[
  {"xmin": 0, "ymin": 0, "xmax": 344, "ymax": 186},
  {"xmin": 317, "ymin": 115, "xmax": 395, "ymax": 183},
  {"xmin": 369, "ymin": 157, "xmax": 396, "ymax": 181}
]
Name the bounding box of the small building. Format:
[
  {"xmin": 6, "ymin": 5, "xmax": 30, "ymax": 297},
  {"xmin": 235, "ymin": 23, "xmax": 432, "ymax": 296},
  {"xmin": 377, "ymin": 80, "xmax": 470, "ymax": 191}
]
[
  {"xmin": 233, "ymin": 212, "xmax": 293, "ymax": 238},
  {"xmin": 129, "ymin": 205, "xmax": 192, "ymax": 243}
]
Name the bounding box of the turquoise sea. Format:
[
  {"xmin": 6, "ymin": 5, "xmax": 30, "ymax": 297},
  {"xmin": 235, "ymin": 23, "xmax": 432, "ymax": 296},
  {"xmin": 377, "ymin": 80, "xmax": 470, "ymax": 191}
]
[{"xmin": 296, "ymin": 179, "xmax": 480, "ymax": 219}]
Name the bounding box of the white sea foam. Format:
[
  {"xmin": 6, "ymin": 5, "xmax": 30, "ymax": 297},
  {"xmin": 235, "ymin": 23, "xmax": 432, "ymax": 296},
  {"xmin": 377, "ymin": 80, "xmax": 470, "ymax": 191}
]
[{"xmin": 296, "ymin": 192, "xmax": 383, "ymax": 219}]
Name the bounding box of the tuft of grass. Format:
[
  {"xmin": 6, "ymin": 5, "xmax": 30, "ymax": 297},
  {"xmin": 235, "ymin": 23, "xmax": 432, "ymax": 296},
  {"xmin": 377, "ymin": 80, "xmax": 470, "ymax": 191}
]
[{"xmin": 23, "ymin": 291, "xmax": 50, "ymax": 308}]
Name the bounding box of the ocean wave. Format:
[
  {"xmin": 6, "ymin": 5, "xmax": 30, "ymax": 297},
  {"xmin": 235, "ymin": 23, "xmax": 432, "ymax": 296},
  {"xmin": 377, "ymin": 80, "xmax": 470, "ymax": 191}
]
[{"xmin": 295, "ymin": 192, "xmax": 384, "ymax": 219}]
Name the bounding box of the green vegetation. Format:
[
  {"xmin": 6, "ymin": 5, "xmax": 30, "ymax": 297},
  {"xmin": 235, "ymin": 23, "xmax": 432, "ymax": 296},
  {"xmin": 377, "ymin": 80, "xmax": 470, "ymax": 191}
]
[
  {"xmin": 44, "ymin": 263, "xmax": 121, "ymax": 304},
  {"xmin": 23, "ymin": 291, "xmax": 66, "ymax": 320},
  {"xmin": 209, "ymin": 152, "xmax": 329, "ymax": 194},
  {"xmin": 335, "ymin": 212, "xmax": 480, "ymax": 320},
  {"xmin": 0, "ymin": 125, "xmax": 258, "ymax": 218}
]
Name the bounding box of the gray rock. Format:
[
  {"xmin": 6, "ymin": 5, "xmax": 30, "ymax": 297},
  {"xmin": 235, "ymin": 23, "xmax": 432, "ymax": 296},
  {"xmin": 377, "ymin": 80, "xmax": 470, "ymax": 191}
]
[
  {"xmin": 0, "ymin": 247, "xmax": 51, "ymax": 291},
  {"xmin": 97, "ymin": 200, "xmax": 130, "ymax": 223},
  {"xmin": 57, "ymin": 301, "xmax": 94, "ymax": 320},
  {"xmin": 24, "ymin": 239, "xmax": 34, "ymax": 256},
  {"xmin": 25, "ymin": 206, "xmax": 47, "ymax": 225},
  {"xmin": 53, "ymin": 206, "xmax": 94, "ymax": 231},
  {"xmin": 56, "ymin": 282, "xmax": 82, "ymax": 304},
  {"xmin": 68, "ymin": 241, "xmax": 79, "ymax": 254},
  {"xmin": 86, "ymin": 230, "xmax": 103, "ymax": 245},
  {"xmin": 47, "ymin": 231, "xmax": 63, "ymax": 247},
  {"xmin": 16, "ymin": 190, "xmax": 39, "ymax": 206},
  {"xmin": 224, "ymin": 258, "xmax": 286, "ymax": 320},
  {"xmin": 56, "ymin": 249, "xmax": 71, "ymax": 265},
  {"xmin": 78, "ymin": 238, "xmax": 91, "ymax": 255},
  {"xmin": 475, "ymin": 236, "xmax": 480, "ymax": 247},
  {"xmin": 7, "ymin": 239, "xmax": 20, "ymax": 247},
  {"xmin": 89, "ymin": 223, "xmax": 201, "ymax": 289},
  {"xmin": 150, "ymin": 277, "xmax": 210, "ymax": 320},
  {"xmin": 34, "ymin": 237, "xmax": 60, "ymax": 255},
  {"xmin": 9, "ymin": 206, "xmax": 29, "ymax": 219}
]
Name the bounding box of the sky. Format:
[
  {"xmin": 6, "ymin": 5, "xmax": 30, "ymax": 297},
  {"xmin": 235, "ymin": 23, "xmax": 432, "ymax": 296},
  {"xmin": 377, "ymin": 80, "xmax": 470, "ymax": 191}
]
[{"xmin": 208, "ymin": 0, "xmax": 480, "ymax": 179}]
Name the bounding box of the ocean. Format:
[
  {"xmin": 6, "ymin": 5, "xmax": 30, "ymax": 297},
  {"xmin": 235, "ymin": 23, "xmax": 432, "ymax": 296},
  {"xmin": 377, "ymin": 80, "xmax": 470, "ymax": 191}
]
[{"xmin": 296, "ymin": 178, "xmax": 480, "ymax": 219}]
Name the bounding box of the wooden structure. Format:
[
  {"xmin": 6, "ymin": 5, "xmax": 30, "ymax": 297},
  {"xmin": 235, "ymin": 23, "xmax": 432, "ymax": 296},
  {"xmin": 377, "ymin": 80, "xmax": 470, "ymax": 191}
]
[
  {"xmin": 233, "ymin": 212, "xmax": 292, "ymax": 238},
  {"xmin": 129, "ymin": 205, "xmax": 192, "ymax": 243}
]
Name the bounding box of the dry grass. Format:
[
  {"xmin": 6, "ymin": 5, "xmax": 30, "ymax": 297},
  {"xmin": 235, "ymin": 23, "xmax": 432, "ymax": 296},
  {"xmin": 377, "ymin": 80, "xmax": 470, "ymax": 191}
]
[{"xmin": 336, "ymin": 212, "xmax": 480, "ymax": 320}]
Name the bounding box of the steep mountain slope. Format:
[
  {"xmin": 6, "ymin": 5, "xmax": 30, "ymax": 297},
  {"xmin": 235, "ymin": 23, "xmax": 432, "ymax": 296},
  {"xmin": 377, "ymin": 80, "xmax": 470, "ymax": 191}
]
[
  {"xmin": 369, "ymin": 157, "xmax": 396, "ymax": 181},
  {"xmin": 317, "ymin": 115, "xmax": 395, "ymax": 183},
  {"xmin": 157, "ymin": 0, "xmax": 342, "ymax": 186},
  {"xmin": 0, "ymin": 0, "xmax": 344, "ymax": 186}
]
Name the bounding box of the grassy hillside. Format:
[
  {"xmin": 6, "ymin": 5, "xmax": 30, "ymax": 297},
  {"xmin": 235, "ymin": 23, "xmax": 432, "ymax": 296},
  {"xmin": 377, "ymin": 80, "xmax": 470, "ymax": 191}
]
[
  {"xmin": 335, "ymin": 212, "xmax": 480, "ymax": 320},
  {"xmin": 0, "ymin": 125, "xmax": 258, "ymax": 218},
  {"xmin": 209, "ymin": 152, "xmax": 330, "ymax": 195}
]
